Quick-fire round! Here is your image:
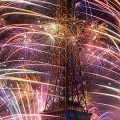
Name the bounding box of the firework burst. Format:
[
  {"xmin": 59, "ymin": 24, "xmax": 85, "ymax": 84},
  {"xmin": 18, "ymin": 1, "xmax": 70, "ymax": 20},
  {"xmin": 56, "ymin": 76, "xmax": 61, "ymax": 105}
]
[{"xmin": 0, "ymin": 0, "xmax": 119, "ymax": 120}]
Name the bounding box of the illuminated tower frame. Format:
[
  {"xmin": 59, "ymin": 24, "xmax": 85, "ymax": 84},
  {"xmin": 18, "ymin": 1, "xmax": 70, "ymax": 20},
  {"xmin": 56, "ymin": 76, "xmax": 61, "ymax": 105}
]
[{"xmin": 41, "ymin": 0, "xmax": 92, "ymax": 119}]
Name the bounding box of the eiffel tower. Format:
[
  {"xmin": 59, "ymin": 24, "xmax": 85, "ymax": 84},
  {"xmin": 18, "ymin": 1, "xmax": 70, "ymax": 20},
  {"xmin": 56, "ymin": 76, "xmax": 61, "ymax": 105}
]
[{"xmin": 41, "ymin": 0, "xmax": 92, "ymax": 119}]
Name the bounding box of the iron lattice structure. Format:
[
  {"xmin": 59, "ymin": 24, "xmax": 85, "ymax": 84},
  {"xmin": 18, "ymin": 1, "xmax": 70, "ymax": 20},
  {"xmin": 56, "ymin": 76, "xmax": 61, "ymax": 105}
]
[{"xmin": 41, "ymin": 0, "xmax": 92, "ymax": 119}]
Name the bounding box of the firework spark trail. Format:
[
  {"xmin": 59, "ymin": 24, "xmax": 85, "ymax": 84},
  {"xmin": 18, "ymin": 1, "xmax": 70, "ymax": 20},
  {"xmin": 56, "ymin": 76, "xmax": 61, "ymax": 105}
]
[
  {"xmin": 95, "ymin": 84, "xmax": 120, "ymax": 93},
  {"xmin": 77, "ymin": 0, "xmax": 120, "ymax": 119},
  {"xmin": 0, "ymin": 0, "xmax": 120, "ymax": 120},
  {"xmin": 0, "ymin": 0, "xmax": 59, "ymax": 119}
]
